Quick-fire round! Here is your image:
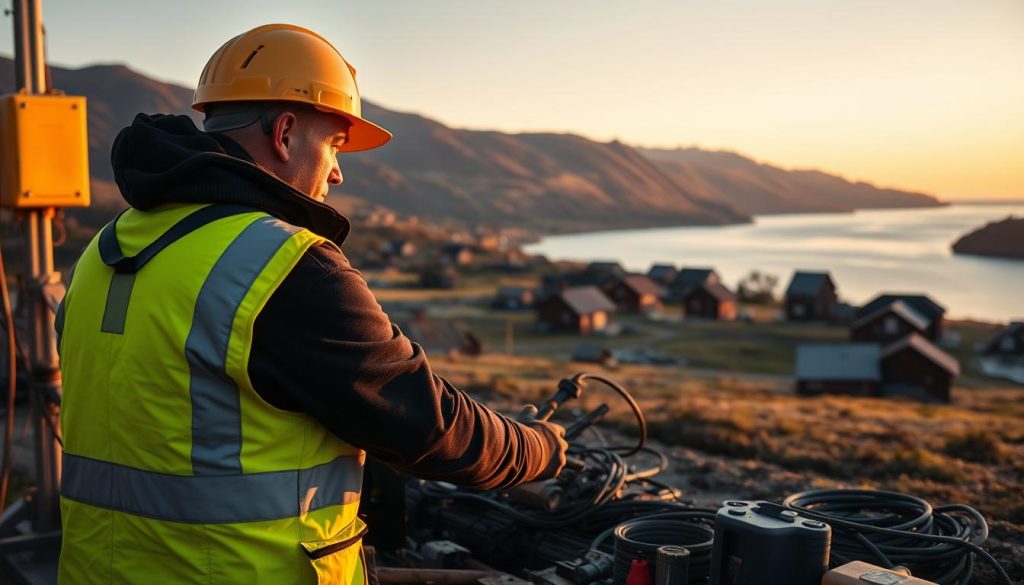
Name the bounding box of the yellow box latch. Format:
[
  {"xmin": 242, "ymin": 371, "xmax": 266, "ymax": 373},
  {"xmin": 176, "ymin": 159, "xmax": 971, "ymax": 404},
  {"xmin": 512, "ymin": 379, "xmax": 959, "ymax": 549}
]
[{"xmin": 0, "ymin": 93, "xmax": 90, "ymax": 208}]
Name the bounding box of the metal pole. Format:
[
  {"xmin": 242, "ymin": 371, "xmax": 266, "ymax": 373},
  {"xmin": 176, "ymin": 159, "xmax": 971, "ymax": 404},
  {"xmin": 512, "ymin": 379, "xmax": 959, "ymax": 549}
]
[{"xmin": 12, "ymin": 0, "xmax": 62, "ymax": 533}]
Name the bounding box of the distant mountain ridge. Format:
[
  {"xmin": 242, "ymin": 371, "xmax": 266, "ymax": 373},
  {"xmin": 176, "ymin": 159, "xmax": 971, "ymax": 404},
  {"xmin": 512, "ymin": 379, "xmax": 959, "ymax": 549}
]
[
  {"xmin": 641, "ymin": 147, "xmax": 943, "ymax": 215},
  {"xmin": 0, "ymin": 56, "xmax": 942, "ymax": 236}
]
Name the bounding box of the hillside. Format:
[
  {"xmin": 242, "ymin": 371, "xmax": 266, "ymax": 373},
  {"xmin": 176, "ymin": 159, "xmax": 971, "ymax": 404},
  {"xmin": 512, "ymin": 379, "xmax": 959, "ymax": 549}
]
[
  {"xmin": 952, "ymin": 216, "xmax": 1024, "ymax": 260},
  {"xmin": 0, "ymin": 57, "xmax": 746, "ymax": 235},
  {"xmin": 641, "ymin": 147, "xmax": 944, "ymax": 215},
  {"xmin": 1, "ymin": 57, "xmax": 943, "ymax": 236}
]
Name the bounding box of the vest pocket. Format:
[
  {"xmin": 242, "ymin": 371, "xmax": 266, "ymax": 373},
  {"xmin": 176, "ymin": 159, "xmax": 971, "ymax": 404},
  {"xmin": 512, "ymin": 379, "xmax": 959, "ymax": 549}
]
[{"xmin": 300, "ymin": 517, "xmax": 369, "ymax": 585}]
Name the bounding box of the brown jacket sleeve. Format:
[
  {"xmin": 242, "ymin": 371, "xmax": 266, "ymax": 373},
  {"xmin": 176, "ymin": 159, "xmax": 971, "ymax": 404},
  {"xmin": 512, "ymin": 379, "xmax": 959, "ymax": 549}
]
[{"xmin": 248, "ymin": 242, "xmax": 558, "ymax": 489}]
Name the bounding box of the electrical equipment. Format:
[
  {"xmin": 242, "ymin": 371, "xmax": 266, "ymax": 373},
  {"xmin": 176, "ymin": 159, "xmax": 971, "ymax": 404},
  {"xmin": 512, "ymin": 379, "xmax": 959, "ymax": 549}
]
[
  {"xmin": 822, "ymin": 561, "xmax": 937, "ymax": 585},
  {"xmin": 0, "ymin": 93, "xmax": 90, "ymax": 208},
  {"xmin": 708, "ymin": 501, "xmax": 831, "ymax": 585},
  {"xmin": 388, "ymin": 375, "xmax": 1013, "ymax": 585}
]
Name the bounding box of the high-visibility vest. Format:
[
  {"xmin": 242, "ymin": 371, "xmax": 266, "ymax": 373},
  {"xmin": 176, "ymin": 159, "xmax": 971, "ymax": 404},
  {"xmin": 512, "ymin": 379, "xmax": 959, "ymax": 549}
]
[{"xmin": 56, "ymin": 203, "xmax": 368, "ymax": 585}]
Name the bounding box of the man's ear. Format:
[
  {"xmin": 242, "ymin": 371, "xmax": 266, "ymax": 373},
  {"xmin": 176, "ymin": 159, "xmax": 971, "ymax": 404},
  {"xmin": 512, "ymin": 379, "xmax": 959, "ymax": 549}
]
[{"xmin": 270, "ymin": 111, "xmax": 298, "ymax": 162}]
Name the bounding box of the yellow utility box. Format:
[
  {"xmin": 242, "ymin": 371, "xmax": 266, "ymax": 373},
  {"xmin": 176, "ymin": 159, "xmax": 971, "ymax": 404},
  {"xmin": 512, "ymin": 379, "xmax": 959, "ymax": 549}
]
[{"xmin": 0, "ymin": 93, "xmax": 90, "ymax": 208}]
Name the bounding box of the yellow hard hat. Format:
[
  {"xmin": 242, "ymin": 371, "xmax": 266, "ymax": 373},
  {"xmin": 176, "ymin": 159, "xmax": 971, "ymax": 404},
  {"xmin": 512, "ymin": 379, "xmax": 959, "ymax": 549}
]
[{"xmin": 193, "ymin": 23, "xmax": 391, "ymax": 152}]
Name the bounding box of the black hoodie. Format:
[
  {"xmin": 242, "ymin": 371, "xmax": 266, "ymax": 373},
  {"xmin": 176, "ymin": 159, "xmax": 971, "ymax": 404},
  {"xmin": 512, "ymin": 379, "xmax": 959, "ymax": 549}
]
[{"xmin": 108, "ymin": 114, "xmax": 559, "ymax": 489}]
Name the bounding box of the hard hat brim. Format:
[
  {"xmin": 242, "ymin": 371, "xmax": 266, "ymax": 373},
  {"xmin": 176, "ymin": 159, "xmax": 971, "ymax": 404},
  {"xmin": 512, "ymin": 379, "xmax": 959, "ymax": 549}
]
[{"xmin": 333, "ymin": 111, "xmax": 392, "ymax": 152}]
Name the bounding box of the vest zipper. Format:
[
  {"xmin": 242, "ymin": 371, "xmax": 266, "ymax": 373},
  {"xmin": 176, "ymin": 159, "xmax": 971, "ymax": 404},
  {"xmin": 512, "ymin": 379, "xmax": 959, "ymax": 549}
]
[{"xmin": 306, "ymin": 525, "xmax": 369, "ymax": 560}]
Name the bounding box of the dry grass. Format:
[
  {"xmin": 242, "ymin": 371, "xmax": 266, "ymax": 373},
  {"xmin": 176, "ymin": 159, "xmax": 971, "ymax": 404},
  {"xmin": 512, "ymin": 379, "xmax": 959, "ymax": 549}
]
[{"xmin": 433, "ymin": 352, "xmax": 1024, "ymax": 577}]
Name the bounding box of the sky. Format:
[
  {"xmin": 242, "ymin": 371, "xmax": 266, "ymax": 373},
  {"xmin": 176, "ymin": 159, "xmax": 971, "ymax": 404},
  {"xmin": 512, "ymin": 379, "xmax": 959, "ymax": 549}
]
[{"xmin": 1, "ymin": 0, "xmax": 1022, "ymax": 200}]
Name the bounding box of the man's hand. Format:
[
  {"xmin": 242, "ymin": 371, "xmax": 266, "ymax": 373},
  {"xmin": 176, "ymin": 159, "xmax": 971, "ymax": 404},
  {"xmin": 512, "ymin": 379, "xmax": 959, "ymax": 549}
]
[{"xmin": 518, "ymin": 405, "xmax": 569, "ymax": 480}]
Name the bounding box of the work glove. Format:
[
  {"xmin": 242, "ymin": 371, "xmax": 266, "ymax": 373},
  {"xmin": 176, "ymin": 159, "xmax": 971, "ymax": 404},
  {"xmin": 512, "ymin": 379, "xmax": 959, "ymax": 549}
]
[{"xmin": 518, "ymin": 405, "xmax": 569, "ymax": 480}]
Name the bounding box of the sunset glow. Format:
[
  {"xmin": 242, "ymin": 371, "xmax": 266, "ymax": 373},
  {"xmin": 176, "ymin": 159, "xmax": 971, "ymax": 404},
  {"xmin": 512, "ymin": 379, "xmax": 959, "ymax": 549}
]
[{"xmin": 3, "ymin": 0, "xmax": 1021, "ymax": 200}]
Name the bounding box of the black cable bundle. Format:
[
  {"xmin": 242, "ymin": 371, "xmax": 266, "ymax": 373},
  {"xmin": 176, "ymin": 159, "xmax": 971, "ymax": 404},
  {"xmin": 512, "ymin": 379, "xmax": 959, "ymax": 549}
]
[
  {"xmin": 588, "ymin": 511, "xmax": 715, "ymax": 585},
  {"xmin": 411, "ymin": 373, "xmax": 727, "ymax": 584},
  {"xmin": 783, "ymin": 489, "xmax": 1012, "ymax": 585}
]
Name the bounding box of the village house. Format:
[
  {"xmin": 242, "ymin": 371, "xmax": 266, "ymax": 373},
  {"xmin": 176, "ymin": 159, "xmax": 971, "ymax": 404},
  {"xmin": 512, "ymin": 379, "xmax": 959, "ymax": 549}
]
[
  {"xmin": 475, "ymin": 233, "xmax": 503, "ymax": 251},
  {"xmin": 879, "ymin": 333, "xmax": 959, "ymax": 403},
  {"xmin": 536, "ymin": 286, "xmax": 617, "ymax": 334},
  {"xmin": 980, "ymin": 322, "xmax": 1024, "ymax": 358},
  {"xmin": 682, "ymin": 281, "xmax": 737, "ymax": 320},
  {"xmin": 795, "ymin": 343, "xmax": 882, "ymax": 396},
  {"xmin": 603, "ymin": 275, "xmax": 663, "ymax": 313},
  {"xmin": 584, "ymin": 261, "xmax": 628, "ymax": 285},
  {"xmin": 857, "ymin": 294, "xmax": 946, "ymax": 341},
  {"xmin": 401, "ymin": 311, "xmax": 482, "ymax": 357},
  {"xmin": 385, "ymin": 239, "xmax": 417, "ymax": 259},
  {"xmin": 441, "ymin": 243, "xmax": 475, "ymax": 266},
  {"xmin": 784, "ymin": 271, "xmax": 837, "ymax": 322},
  {"xmin": 669, "ymin": 267, "xmax": 720, "ymax": 301},
  {"xmin": 491, "ymin": 286, "xmax": 536, "ymax": 311},
  {"xmin": 850, "ymin": 300, "xmax": 930, "ymax": 344},
  {"xmin": 977, "ymin": 321, "xmax": 1024, "ymax": 384},
  {"xmin": 646, "ymin": 263, "xmax": 679, "ymax": 286},
  {"xmin": 796, "ymin": 333, "xmax": 959, "ymax": 403},
  {"xmin": 540, "ymin": 262, "xmax": 626, "ymax": 298},
  {"xmin": 540, "ymin": 270, "xmax": 592, "ymax": 298}
]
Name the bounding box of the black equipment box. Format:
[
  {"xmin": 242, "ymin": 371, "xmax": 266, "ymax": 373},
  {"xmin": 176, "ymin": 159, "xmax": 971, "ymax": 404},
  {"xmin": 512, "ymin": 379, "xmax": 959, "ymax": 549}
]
[{"xmin": 709, "ymin": 501, "xmax": 831, "ymax": 585}]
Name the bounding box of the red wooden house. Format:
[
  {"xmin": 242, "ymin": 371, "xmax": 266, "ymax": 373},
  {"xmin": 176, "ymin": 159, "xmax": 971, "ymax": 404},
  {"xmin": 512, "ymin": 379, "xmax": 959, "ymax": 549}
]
[
  {"xmin": 682, "ymin": 281, "xmax": 737, "ymax": 320},
  {"xmin": 536, "ymin": 286, "xmax": 616, "ymax": 334},
  {"xmin": 603, "ymin": 275, "xmax": 663, "ymax": 313}
]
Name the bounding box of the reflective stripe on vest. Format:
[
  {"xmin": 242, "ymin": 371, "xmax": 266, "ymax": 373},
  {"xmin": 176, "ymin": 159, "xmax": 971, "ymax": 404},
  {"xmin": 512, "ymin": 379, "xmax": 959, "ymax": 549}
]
[
  {"xmin": 62, "ymin": 453, "xmax": 361, "ymax": 524},
  {"xmin": 186, "ymin": 215, "xmax": 300, "ymax": 475}
]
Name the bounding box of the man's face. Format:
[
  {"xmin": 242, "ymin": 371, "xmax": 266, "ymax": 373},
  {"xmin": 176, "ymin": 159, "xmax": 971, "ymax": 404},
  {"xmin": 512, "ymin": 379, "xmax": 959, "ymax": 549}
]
[{"xmin": 280, "ymin": 110, "xmax": 350, "ymax": 202}]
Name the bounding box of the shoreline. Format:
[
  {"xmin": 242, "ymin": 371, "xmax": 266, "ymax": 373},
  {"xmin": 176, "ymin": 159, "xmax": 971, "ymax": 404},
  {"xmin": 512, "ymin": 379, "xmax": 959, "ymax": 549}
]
[
  {"xmin": 528, "ymin": 201, "xmax": 962, "ymax": 241},
  {"xmin": 524, "ymin": 202, "xmax": 1024, "ymax": 324}
]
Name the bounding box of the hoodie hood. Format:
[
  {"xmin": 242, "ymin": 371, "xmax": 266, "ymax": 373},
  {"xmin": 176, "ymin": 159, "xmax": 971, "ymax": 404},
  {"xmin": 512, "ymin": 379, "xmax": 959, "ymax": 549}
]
[{"xmin": 111, "ymin": 113, "xmax": 350, "ymax": 244}]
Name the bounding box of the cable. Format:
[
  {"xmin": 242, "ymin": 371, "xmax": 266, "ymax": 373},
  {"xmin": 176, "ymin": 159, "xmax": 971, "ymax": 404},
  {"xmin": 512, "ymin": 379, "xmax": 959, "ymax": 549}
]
[
  {"xmin": 605, "ymin": 512, "xmax": 716, "ymax": 585},
  {"xmin": 0, "ymin": 240, "xmax": 18, "ymax": 516},
  {"xmin": 784, "ymin": 489, "xmax": 1012, "ymax": 585},
  {"xmin": 53, "ymin": 211, "xmax": 66, "ymax": 247},
  {"xmin": 571, "ymin": 373, "xmax": 646, "ymax": 456}
]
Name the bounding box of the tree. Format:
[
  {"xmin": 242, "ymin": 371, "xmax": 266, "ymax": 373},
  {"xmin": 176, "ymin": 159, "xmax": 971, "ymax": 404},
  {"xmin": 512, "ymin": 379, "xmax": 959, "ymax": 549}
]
[{"xmin": 737, "ymin": 270, "xmax": 779, "ymax": 304}]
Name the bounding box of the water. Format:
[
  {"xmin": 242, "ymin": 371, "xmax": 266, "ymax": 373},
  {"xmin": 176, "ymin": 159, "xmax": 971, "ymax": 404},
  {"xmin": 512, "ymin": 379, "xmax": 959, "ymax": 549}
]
[{"xmin": 525, "ymin": 203, "xmax": 1024, "ymax": 322}]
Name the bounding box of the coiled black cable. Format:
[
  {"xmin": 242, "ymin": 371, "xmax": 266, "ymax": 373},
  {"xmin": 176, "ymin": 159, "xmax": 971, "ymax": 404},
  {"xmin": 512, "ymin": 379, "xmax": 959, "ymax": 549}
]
[
  {"xmin": 588, "ymin": 511, "xmax": 715, "ymax": 585},
  {"xmin": 783, "ymin": 489, "xmax": 1012, "ymax": 585}
]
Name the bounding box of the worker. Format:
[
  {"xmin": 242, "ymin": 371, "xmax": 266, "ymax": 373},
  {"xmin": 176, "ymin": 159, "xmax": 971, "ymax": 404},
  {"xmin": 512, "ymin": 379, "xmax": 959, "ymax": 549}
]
[{"xmin": 55, "ymin": 24, "xmax": 567, "ymax": 585}]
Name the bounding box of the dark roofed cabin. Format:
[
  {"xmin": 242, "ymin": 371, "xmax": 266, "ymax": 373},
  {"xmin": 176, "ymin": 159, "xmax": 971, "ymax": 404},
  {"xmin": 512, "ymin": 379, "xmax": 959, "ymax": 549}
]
[
  {"xmin": 647, "ymin": 264, "xmax": 678, "ymax": 286},
  {"xmin": 976, "ymin": 322, "xmax": 1024, "ymax": 383},
  {"xmin": 541, "ymin": 263, "xmax": 624, "ymax": 299},
  {"xmin": 979, "ymin": 322, "xmax": 1024, "ymax": 358},
  {"xmin": 587, "ymin": 261, "xmax": 627, "ymax": 275},
  {"xmin": 784, "ymin": 271, "xmax": 837, "ymax": 322},
  {"xmin": 850, "ymin": 300, "xmax": 930, "ymax": 344},
  {"xmin": 669, "ymin": 267, "xmax": 720, "ymax": 301},
  {"xmin": 880, "ymin": 333, "xmax": 959, "ymax": 403},
  {"xmin": 441, "ymin": 243, "xmax": 475, "ymax": 266},
  {"xmin": 682, "ymin": 281, "xmax": 736, "ymax": 320},
  {"xmin": 795, "ymin": 343, "xmax": 882, "ymax": 396},
  {"xmin": 603, "ymin": 275, "xmax": 663, "ymax": 313},
  {"xmin": 857, "ymin": 294, "xmax": 945, "ymax": 341},
  {"xmin": 536, "ymin": 286, "xmax": 617, "ymax": 334}
]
